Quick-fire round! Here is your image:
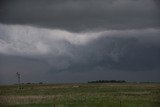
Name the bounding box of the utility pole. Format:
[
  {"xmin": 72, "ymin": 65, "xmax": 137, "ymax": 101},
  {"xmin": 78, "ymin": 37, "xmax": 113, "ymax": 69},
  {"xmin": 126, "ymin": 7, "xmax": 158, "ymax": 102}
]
[{"xmin": 16, "ymin": 72, "xmax": 21, "ymax": 89}]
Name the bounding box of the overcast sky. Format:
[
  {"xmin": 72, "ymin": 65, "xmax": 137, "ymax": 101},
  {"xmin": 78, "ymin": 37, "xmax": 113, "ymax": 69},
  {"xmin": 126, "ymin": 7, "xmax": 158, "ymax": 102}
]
[{"xmin": 0, "ymin": 0, "xmax": 160, "ymax": 84}]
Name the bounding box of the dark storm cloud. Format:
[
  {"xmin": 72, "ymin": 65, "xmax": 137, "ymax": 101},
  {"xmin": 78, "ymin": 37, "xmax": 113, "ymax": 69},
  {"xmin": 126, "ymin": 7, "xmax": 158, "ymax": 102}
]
[
  {"xmin": 0, "ymin": 23, "xmax": 160, "ymax": 84},
  {"xmin": 0, "ymin": 0, "xmax": 160, "ymax": 32},
  {"xmin": 154, "ymin": 0, "xmax": 160, "ymax": 7},
  {"xmin": 1, "ymin": 33, "xmax": 160, "ymax": 84},
  {"xmin": 59, "ymin": 35, "xmax": 160, "ymax": 73}
]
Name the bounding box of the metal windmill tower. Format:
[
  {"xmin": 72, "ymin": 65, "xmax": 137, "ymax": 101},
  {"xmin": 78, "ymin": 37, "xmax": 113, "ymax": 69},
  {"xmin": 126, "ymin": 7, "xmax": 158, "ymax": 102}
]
[{"xmin": 16, "ymin": 72, "xmax": 21, "ymax": 89}]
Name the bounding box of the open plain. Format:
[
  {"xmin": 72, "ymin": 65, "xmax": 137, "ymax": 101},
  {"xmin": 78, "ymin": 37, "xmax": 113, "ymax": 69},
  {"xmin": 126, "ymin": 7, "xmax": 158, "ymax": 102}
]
[{"xmin": 0, "ymin": 83, "xmax": 160, "ymax": 107}]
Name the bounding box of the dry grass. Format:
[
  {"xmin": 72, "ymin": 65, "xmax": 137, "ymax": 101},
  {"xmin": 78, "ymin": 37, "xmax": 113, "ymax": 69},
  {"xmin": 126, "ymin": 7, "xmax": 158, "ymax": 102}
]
[{"xmin": 0, "ymin": 83, "xmax": 160, "ymax": 107}]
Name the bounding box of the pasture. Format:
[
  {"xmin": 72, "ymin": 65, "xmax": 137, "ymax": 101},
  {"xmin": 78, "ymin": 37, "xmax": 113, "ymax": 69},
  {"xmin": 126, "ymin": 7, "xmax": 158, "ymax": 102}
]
[{"xmin": 0, "ymin": 83, "xmax": 160, "ymax": 107}]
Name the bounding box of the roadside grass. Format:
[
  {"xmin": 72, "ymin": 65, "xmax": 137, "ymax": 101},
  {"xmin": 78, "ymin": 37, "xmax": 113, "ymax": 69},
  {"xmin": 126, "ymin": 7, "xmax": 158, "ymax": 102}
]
[{"xmin": 0, "ymin": 83, "xmax": 160, "ymax": 107}]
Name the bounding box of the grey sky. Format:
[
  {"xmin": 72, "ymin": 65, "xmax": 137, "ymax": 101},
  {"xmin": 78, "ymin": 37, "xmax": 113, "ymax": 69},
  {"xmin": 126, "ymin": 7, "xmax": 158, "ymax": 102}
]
[
  {"xmin": 0, "ymin": 0, "xmax": 160, "ymax": 84},
  {"xmin": 0, "ymin": 0, "xmax": 160, "ymax": 31}
]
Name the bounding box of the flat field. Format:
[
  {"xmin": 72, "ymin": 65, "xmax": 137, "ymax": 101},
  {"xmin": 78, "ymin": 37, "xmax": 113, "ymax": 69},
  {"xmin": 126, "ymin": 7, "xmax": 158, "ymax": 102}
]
[{"xmin": 0, "ymin": 83, "xmax": 160, "ymax": 107}]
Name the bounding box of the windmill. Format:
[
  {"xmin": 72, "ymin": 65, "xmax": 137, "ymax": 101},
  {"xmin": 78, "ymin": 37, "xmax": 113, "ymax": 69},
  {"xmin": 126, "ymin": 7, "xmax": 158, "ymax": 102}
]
[{"xmin": 16, "ymin": 72, "xmax": 21, "ymax": 89}]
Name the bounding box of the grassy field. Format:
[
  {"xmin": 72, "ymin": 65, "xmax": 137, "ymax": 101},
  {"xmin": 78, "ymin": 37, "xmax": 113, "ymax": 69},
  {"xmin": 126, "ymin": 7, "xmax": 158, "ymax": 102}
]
[{"xmin": 0, "ymin": 83, "xmax": 160, "ymax": 107}]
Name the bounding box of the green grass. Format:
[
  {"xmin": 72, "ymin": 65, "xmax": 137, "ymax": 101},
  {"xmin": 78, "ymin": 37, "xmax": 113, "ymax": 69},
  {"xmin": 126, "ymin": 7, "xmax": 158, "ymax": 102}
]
[{"xmin": 0, "ymin": 83, "xmax": 160, "ymax": 107}]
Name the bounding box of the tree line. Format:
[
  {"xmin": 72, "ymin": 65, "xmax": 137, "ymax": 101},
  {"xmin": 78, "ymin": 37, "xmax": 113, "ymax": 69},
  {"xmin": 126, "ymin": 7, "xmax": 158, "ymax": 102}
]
[{"xmin": 88, "ymin": 80, "xmax": 126, "ymax": 83}]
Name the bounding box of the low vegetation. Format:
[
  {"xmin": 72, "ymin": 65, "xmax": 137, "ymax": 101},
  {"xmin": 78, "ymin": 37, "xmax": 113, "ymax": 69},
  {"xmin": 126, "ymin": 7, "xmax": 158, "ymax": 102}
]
[
  {"xmin": 88, "ymin": 80, "xmax": 126, "ymax": 83},
  {"xmin": 0, "ymin": 83, "xmax": 160, "ymax": 107}
]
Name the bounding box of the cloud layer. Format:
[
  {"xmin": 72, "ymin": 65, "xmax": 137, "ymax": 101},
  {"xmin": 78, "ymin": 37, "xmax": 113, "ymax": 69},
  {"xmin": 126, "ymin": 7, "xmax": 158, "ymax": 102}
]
[
  {"xmin": 1, "ymin": 24, "xmax": 160, "ymax": 57},
  {"xmin": 0, "ymin": 24, "xmax": 160, "ymax": 84},
  {"xmin": 0, "ymin": 0, "xmax": 160, "ymax": 31}
]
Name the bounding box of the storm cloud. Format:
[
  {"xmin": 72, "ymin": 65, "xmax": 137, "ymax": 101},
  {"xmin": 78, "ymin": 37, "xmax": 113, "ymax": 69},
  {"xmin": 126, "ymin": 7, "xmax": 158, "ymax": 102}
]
[
  {"xmin": 0, "ymin": 0, "xmax": 160, "ymax": 31},
  {"xmin": 0, "ymin": 0, "xmax": 160, "ymax": 84}
]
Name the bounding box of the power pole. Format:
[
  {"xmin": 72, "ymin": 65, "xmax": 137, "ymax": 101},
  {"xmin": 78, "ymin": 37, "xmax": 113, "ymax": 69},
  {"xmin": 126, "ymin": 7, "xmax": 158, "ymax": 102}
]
[{"xmin": 16, "ymin": 72, "xmax": 21, "ymax": 89}]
